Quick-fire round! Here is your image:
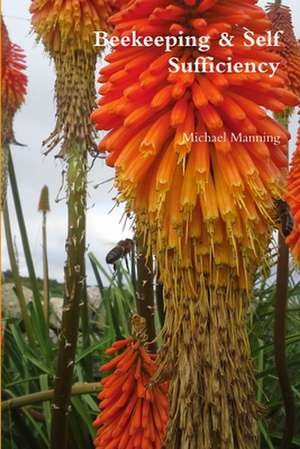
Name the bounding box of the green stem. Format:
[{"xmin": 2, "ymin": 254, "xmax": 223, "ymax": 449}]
[
  {"xmin": 50, "ymin": 145, "xmax": 87, "ymax": 449},
  {"xmin": 136, "ymin": 237, "xmax": 156, "ymax": 351},
  {"xmin": 2, "ymin": 382, "xmax": 100, "ymax": 411},
  {"xmin": 80, "ymin": 261, "xmax": 93, "ymax": 379},
  {"xmin": 42, "ymin": 211, "xmax": 50, "ymax": 327},
  {"xmin": 156, "ymin": 277, "xmax": 165, "ymax": 328},
  {"xmin": 273, "ymin": 112, "xmax": 295, "ymax": 449},
  {"xmin": 274, "ymin": 234, "xmax": 296, "ymax": 449},
  {"xmin": 3, "ymin": 200, "xmax": 34, "ymax": 345},
  {"xmin": 7, "ymin": 146, "xmax": 44, "ymax": 323}
]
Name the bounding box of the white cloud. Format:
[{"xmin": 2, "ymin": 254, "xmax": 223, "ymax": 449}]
[{"xmin": 2, "ymin": 0, "xmax": 299, "ymax": 283}]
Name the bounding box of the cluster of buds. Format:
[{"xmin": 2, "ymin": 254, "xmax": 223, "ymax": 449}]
[{"xmin": 94, "ymin": 326, "xmax": 168, "ymax": 449}]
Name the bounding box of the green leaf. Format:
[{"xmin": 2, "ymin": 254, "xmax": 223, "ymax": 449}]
[
  {"xmin": 71, "ymin": 396, "xmax": 95, "ymax": 438},
  {"xmin": 40, "ymin": 374, "xmax": 51, "ymax": 438},
  {"xmin": 75, "ymin": 337, "xmax": 111, "ymax": 363},
  {"xmin": 259, "ymin": 421, "xmax": 275, "ymax": 449}
]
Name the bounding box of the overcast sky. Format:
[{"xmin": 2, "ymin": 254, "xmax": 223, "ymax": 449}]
[{"xmin": 2, "ymin": 0, "xmax": 300, "ymax": 284}]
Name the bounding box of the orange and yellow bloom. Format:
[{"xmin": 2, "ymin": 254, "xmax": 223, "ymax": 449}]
[
  {"xmin": 91, "ymin": 0, "xmax": 297, "ymax": 293},
  {"xmin": 1, "ymin": 18, "xmax": 27, "ymax": 209},
  {"xmin": 266, "ymin": 2, "xmax": 300, "ymax": 97},
  {"xmin": 30, "ymin": 0, "xmax": 111, "ymax": 54},
  {"xmin": 91, "ymin": 1, "xmax": 298, "ymax": 448},
  {"xmin": 94, "ymin": 334, "xmax": 168, "ymax": 449},
  {"xmin": 1, "ymin": 19, "xmax": 27, "ymax": 143},
  {"xmin": 30, "ymin": 0, "xmax": 111, "ymax": 156}
]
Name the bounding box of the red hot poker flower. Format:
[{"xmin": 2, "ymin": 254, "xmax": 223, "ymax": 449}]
[
  {"xmin": 94, "ymin": 336, "xmax": 168, "ymax": 449},
  {"xmin": 266, "ymin": 2, "xmax": 300, "ymax": 97},
  {"xmin": 1, "ymin": 19, "xmax": 27, "ymax": 143}
]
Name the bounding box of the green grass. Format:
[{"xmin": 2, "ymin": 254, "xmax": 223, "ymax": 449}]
[{"xmin": 2, "ymin": 254, "xmax": 300, "ymax": 448}]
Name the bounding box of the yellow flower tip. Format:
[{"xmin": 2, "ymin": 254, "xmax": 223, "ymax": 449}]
[
  {"xmin": 38, "ymin": 185, "xmax": 50, "ymax": 212},
  {"xmin": 30, "ymin": 0, "xmax": 112, "ymax": 54}
]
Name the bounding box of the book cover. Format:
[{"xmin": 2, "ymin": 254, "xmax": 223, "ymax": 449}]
[{"xmin": 1, "ymin": 1, "xmax": 300, "ymax": 448}]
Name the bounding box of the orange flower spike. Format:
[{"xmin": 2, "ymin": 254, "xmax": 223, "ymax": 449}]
[
  {"xmin": 1, "ymin": 19, "xmax": 27, "ymax": 144},
  {"xmin": 1, "ymin": 18, "xmax": 27, "ymax": 211},
  {"xmin": 30, "ymin": 0, "xmax": 111, "ymax": 157},
  {"xmin": 266, "ymin": 2, "xmax": 300, "ymax": 96},
  {"xmin": 90, "ymin": 1, "xmax": 299, "ymax": 448},
  {"xmin": 94, "ymin": 316, "xmax": 169, "ymax": 449},
  {"xmin": 30, "ymin": 0, "xmax": 110, "ymax": 54}
]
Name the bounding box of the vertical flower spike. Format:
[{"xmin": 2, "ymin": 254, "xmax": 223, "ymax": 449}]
[
  {"xmin": 91, "ymin": 1, "xmax": 299, "ymax": 449},
  {"xmin": 286, "ymin": 122, "xmax": 300, "ymax": 264},
  {"xmin": 1, "ymin": 18, "xmax": 27, "ymax": 209},
  {"xmin": 1, "ymin": 19, "xmax": 27, "ymax": 144},
  {"xmin": 266, "ymin": 2, "xmax": 300, "ymax": 97},
  {"xmin": 30, "ymin": 3, "xmax": 111, "ymax": 447},
  {"xmin": 30, "ymin": 0, "xmax": 111, "ymax": 156},
  {"xmin": 94, "ymin": 315, "xmax": 168, "ymax": 449}
]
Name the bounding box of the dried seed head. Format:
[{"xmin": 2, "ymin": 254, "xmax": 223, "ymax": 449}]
[{"xmin": 38, "ymin": 185, "xmax": 50, "ymax": 212}]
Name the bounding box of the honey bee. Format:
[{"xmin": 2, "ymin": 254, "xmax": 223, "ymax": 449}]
[
  {"xmin": 274, "ymin": 199, "xmax": 294, "ymax": 237},
  {"xmin": 105, "ymin": 238, "xmax": 133, "ymax": 264}
]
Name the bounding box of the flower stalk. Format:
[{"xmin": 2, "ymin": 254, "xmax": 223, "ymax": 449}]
[
  {"xmin": 274, "ymin": 110, "xmax": 296, "ymax": 449},
  {"xmin": 274, "ymin": 234, "xmax": 295, "ymax": 449},
  {"xmin": 3, "ymin": 195, "xmax": 34, "ymax": 346},
  {"xmin": 8, "ymin": 148, "xmax": 45, "ymax": 329},
  {"xmin": 38, "ymin": 185, "xmax": 50, "ymax": 326},
  {"xmin": 2, "ymin": 382, "xmax": 101, "ymax": 411},
  {"xmin": 136, "ymin": 238, "xmax": 156, "ymax": 351},
  {"xmin": 30, "ymin": 1, "xmax": 111, "ymax": 445},
  {"xmin": 50, "ymin": 145, "xmax": 87, "ymax": 449}
]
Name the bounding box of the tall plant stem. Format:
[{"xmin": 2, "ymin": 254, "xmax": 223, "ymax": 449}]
[
  {"xmin": 156, "ymin": 277, "xmax": 165, "ymax": 328},
  {"xmin": 42, "ymin": 211, "xmax": 50, "ymax": 326},
  {"xmin": 7, "ymin": 146, "xmax": 43, "ymax": 321},
  {"xmin": 50, "ymin": 145, "xmax": 87, "ymax": 449},
  {"xmin": 3, "ymin": 200, "xmax": 34, "ymax": 345},
  {"xmin": 136, "ymin": 237, "xmax": 156, "ymax": 351},
  {"xmin": 80, "ymin": 259, "xmax": 93, "ymax": 379},
  {"xmin": 274, "ymin": 112, "xmax": 295, "ymax": 449},
  {"xmin": 274, "ymin": 234, "xmax": 295, "ymax": 449},
  {"xmin": 2, "ymin": 382, "xmax": 100, "ymax": 411}
]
